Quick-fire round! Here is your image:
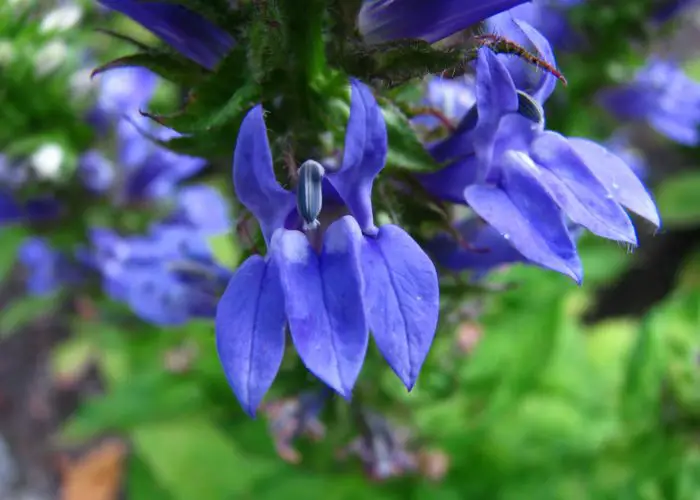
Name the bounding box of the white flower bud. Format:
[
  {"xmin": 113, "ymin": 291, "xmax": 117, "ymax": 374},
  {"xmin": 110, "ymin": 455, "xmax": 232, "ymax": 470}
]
[
  {"xmin": 34, "ymin": 40, "xmax": 68, "ymax": 77},
  {"xmin": 40, "ymin": 4, "xmax": 83, "ymax": 33},
  {"xmin": 30, "ymin": 143, "xmax": 65, "ymax": 181}
]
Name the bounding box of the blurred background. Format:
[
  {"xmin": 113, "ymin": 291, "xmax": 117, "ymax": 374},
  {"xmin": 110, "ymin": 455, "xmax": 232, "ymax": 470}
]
[{"xmin": 1, "ymin": 0, "xmax": 700, "ymax": 499}]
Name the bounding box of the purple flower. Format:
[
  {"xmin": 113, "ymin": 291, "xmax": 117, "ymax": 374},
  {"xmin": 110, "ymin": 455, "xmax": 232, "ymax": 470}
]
[
  {"xmin": 419, "ymin": 20, "xmax": 659, "ymax": 283},
  {"xmin": 358, "ymin": 0, "xmax": 530, "ymax": 44},
  {"xmin": 339, "ymin": 410, "xmax": 417, "ymax": 480},
  {"xmin": 260, "ymin": 389, "xmax": 329, "ymax": 463},
  {"xmin": 216, "ymin": 80, "xmax": 439, "ymax": 416},
  {"xmin": 599, "ymin": 58, "xmax": 700, "ymax": 146},
  {"xmin": 97, "ymin": 1, "xmax": 235, "ymax": 70}
]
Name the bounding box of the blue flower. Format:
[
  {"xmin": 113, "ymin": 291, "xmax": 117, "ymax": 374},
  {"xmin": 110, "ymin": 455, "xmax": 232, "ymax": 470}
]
[
  {"xmin": 0, "ymin": 191, "xmax": 61, "ymax": 226},
  {"xmin": 82, "ymin": 68, "xmax": 208, "ymax": 202},
  {"xmin": 358, "ymin": 0, "xmax": 530, "ymax": 44},
  {"xmin": 97, "ymin": 0, "xmax": 235, "ymax": 70},
  {"xmin": 490, "ymin": 1, "xmax": 582, "ymax": 49},
  {"xmin": 419, "ymin": 20, "xmax": 659, "ymax": 282},
  {"xmin": 412, "ymin": 76, "xmax": 476, "ymax": 131},
  {"xmin": 216, "ymin": 80, "xmax": 439, "ymax": 416},
  {"xmin": 604, "ymin": 133, "xmax": 648, "ymax": 181},
  {"xmin": 598, "ymin": 57, "xmax": 700, "ymax": 146},
  {"xmin": 94, "ymin": 67, "xmax": 158, "ymax": 122},
  {"xmin": 18, "ymin": 238, "xmax": 80, "ymax": 295},
  {"xmin": 78, "ymin": 149, "xmax": 115, "ymax": 193},
  {"xmin": 85, "ymin": 224, "xmax": 230, "ymax": 325},
  {"xmin": 426, "ymin": 216, "xmax": 585, "ymax": 279},
  {"xmin": 165, "ymin": 184, "xmax": 231, "ymax": 235}
]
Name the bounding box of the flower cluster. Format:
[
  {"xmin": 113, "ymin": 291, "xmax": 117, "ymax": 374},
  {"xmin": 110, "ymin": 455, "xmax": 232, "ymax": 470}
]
[
  {"xmin": 83, "ymin": 0, "xmax": 664, "ymax": 417},
  {"xmin": 3, "ymin": 1, "xmax": 675, "ymax": 476}
]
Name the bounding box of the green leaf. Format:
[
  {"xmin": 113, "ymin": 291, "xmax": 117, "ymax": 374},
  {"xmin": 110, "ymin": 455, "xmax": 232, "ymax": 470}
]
[
  {"xmin": 95, "ymin": 29, "xmax": 151, "ymax": 51},
  {"xmin": 0, "ymin": 292, "xmax": 63, "ymax": 337},
  {"xmin": 147, "ymin": 82, "xmax": 258, "ymax": 133},
  {"xmin": 59, "ymin": 372, "xmax": 208, "ymax": 441},
  {"xmin": 51, "ymin": 335, "xmax": 95, "ymax": 382},
  {"xmin": 620, "ymin": 318, "xmax": 663, "ymax": 426},
  {"xmin": 381, "ymin": 99, "xmax": 441, "ymax": 172},
  {"xmin": 208, "ymin": 230, "xmax": 240, "ymax": 268},
  {"xmin": 132, "ymin": 417, "xmax": 278, "ymax": 500},
  {"xmin": 92, "ymin": 51, "xmax": 206, "ymax": 88},
  {"xmin": 0, "ymin": 225, "xmax": 28, "ymax": 284},
  {"xmin": 127, "ymin": 453, "xmax": 172, "ymax": 500},
  {"xmin": 655, "ymin": 172, "xmax": 700, "ymax": 228}
]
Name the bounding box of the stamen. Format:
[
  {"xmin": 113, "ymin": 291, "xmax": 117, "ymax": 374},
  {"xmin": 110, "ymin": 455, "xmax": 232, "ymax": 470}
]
[{"xmin": 296, "ymin": 160, "xmax": 325, "ymax": 231}]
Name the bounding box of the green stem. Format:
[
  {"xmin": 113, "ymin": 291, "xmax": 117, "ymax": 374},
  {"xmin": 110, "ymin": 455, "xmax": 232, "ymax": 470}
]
[{"xmin": 279, "ymin": 0, "xmax": 328, "ymax": 141}]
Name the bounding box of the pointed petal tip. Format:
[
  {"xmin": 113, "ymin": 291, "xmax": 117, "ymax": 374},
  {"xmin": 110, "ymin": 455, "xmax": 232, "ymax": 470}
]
[{"xmin": 242, "ymin": 402, "xmax": 258, "ymax": 419}]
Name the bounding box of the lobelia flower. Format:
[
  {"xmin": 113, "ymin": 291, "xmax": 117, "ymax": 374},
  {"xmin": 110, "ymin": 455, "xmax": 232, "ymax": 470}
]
[
  {"xmin": 96, "ymin": 0, "xmax": 235, "ymax": 70},
  {"xmin": 490, "ymin": 0, "xmax": 583, "ymax": 49},
  {"xmin": 0, "ymin": 192, "xmax": 61, "ymax": 226},
  {"xmin": 82, "ymin": 68, "xmax": 207, "ymax": 202},
  {"xmin": 89, "ymin": 66, "xmax": 158, "ymax": 131},
  {"xmin": 418, "ymin": 18, "xmax": 659, "ymax": 283},
  {"xmin": 18, "ymin": 237, "xmax": 81, "ymax": 295},
  {"xmin": 84, "ymin": 223, "xmax": 232, "ymax": 325},
  {"xmin": 412, "ymin": 76, "xmax": 476, "ymax": 132},
  {"xmin": 216, "ymin": 79, "xmax": 439, "ymax": 416},
  {"xmin": 604, "ymin": 132, "xmax": 648, "ymax": 181},
  {"xmin": 165, "ymin": 184, "xmax": 231, "ymax": 235},
  {"xmin": 358, "ymin": 0, "xmax": 531, "ymax": 44},
  {"xmin": 598, "ymin": 57, "xmax": 700, "ymax": 146}
]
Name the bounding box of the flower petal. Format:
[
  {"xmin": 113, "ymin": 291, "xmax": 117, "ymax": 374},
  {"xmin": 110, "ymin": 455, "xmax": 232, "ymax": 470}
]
[
  {"xmin": 215, "ymin": 255, "xmax": 287, "ymax": 417},
  {"xmin": 425, "ymin": 218, "xmax": 526, "ymax": 273},
  {"xmin": 358, "ymin": 0, "xmax": 530, "ymax": 44},
  {"xmin": 234, "ymin": 105, "xmax": 296, "ymax": 245},
  {"xmin": 362, "ymin": 225, "xmax": 439, "ymax": 390},
  {"xmin": 98, "ymin": 0, "xmax": 234, "ymax": 70},
  {"xmin": 530, "ymin": 131, "xmax": 637, "ymax": 244},
  {"xmin": 331, "ymin": 79, "xmax": 387, "ymax": 235},
  {"xmin": 567, "ymin": 137, "xmax": 660, "ymax": 227},
  {"xmin": 473, "ymin": 48, "xmax": 519, "ymax": 174},
  {"xmin": 464, "ymin": 151, "xmax": 582, "ymax": 282},
  {"xmin": 417, "ymin": 155, "xmax": 478, "ymax": 204},
  {"xmin": 271, "ymin": 217, "xmax": 368, "ymax": 398}
]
